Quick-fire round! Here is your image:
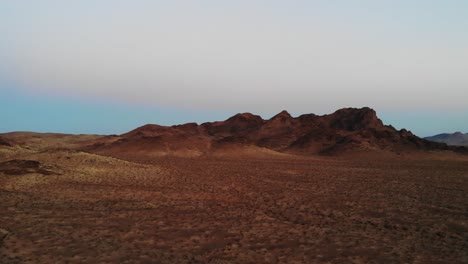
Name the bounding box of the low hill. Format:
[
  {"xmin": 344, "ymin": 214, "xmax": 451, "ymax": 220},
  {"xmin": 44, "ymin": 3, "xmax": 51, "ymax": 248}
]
[{"xmin": 0, "ymin": 132, "xmax": 104, "ymax": 151}]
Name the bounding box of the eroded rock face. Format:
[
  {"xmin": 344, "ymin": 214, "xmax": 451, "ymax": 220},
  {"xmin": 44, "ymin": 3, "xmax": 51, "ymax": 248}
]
[
  {"xmin": 0, "ymin": 160, "xmax": 59, "ymax": 175},
  {"xmin": 325, "ymin": 107, "xmax": 384, "ymax": 131}
]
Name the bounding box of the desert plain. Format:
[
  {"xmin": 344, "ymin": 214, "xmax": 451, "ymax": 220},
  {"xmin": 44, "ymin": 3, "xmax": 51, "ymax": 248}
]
[{"xmin": 0, "ymin": 130, "xmax": 467, "ymax": 264}]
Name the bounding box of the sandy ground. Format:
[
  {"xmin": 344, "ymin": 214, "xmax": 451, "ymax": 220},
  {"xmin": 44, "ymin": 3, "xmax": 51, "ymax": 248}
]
[{"xmin": 0, "ymin": 141, "xmax": 468, "ymax": 263}]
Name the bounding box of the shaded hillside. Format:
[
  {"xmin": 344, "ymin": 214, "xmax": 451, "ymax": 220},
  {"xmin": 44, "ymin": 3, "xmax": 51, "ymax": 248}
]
[
  {"xmin": 425, "ymin": 132, "xmax": 468, "ymax": 146},
  {"xmin": 0, "ymin": 159, "xmax": 60, "ymax": 175},
  {"xmin": 85, "ymin": 107, "xmax": 466, "ymax": 158},
  {"xmin": 0, "ymin": 136, "xmax": 12, "ymax": 147}
]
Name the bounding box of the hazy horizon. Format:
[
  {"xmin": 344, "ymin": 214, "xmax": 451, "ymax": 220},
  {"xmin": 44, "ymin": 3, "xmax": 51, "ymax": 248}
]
[{"xmin": 1, "ymin": 1, "xmax": 467, "ymax": 136}]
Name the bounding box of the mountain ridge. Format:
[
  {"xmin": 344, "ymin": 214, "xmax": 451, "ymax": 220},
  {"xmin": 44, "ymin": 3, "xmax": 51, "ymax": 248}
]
[{"xmin": 85, "ymin": 107, "xmax": 467, "ymax": 158}]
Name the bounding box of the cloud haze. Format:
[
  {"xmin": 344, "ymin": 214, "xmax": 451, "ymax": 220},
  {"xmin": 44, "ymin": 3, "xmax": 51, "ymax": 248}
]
[{"xmin": 1, "ymin": 1, "xmax": 468, "ymax": 113}]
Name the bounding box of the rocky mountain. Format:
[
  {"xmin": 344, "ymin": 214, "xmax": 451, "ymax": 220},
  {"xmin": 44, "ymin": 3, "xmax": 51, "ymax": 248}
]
[
  {"xmin": 85, "ymin": 107, "xmax": 466, "ymax": 158},
  {"xmin": 425, "ymin": 132, "xmax": 468, "ymax": 146}
]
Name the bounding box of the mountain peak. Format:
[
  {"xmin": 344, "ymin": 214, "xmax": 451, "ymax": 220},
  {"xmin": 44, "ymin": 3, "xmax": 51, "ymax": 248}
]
[
  {"xmin": 227, "ymin": 112, "xmax": 263, "ymax": 121},
  {"xmin": 270, "ymin": 110, "xmax": 293, "ymax": 121}
]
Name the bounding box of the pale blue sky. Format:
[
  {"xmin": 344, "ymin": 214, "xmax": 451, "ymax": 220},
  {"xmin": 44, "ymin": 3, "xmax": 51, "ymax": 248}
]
[{"xmin": 1, "ymin": 1, "xmax": 467, "ymax": 136}]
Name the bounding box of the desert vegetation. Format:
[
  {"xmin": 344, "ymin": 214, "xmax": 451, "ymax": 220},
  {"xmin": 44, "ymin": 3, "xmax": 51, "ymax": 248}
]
[{"xmin": 1, "ymin": 136, "xmax": 467, "ymax": 263}]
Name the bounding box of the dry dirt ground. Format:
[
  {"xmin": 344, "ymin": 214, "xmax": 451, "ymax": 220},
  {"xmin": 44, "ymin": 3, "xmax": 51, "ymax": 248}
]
[{"xmin": 0, "ymin": 139, "xmax": 468, "ymax": 263}]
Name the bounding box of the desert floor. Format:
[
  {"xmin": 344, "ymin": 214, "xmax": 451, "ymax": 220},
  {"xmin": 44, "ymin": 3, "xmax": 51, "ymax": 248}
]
[{"xmin": 0, "ymin": 145, "xmax": 467, "ymax": 263}]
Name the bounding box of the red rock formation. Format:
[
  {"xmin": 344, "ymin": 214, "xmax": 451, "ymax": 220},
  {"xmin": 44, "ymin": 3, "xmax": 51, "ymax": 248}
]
[{"xmin": 85, "ymin": 107, "xmax": 466, "ymax": 158}]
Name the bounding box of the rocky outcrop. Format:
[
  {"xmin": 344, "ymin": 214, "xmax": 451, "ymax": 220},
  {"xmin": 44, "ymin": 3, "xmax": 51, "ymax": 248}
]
[{"xmin": 325, "ymin": 107, "xmax": 384, "ymax": 131}]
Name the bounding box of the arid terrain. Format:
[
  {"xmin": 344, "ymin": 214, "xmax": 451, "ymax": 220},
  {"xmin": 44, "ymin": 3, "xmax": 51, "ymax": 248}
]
[{"xmin": 1, "ymin": 109, "xmax": 468, "ymax": 263}]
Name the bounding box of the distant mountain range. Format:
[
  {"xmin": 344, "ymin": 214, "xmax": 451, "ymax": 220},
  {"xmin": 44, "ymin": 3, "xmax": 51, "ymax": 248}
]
[
  {"xmin": 425, "ymin": 132, "xmax": 468, "ymax": 146},
  {"xmin": 82, "ymin": 107, "xmax": 466, "ymax": 159}
]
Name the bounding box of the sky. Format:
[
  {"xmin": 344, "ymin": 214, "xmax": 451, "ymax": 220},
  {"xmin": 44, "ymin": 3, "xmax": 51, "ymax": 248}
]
[{"xmin": 1, "ymin": 1, "xmax": 468, "ymax": 137}]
